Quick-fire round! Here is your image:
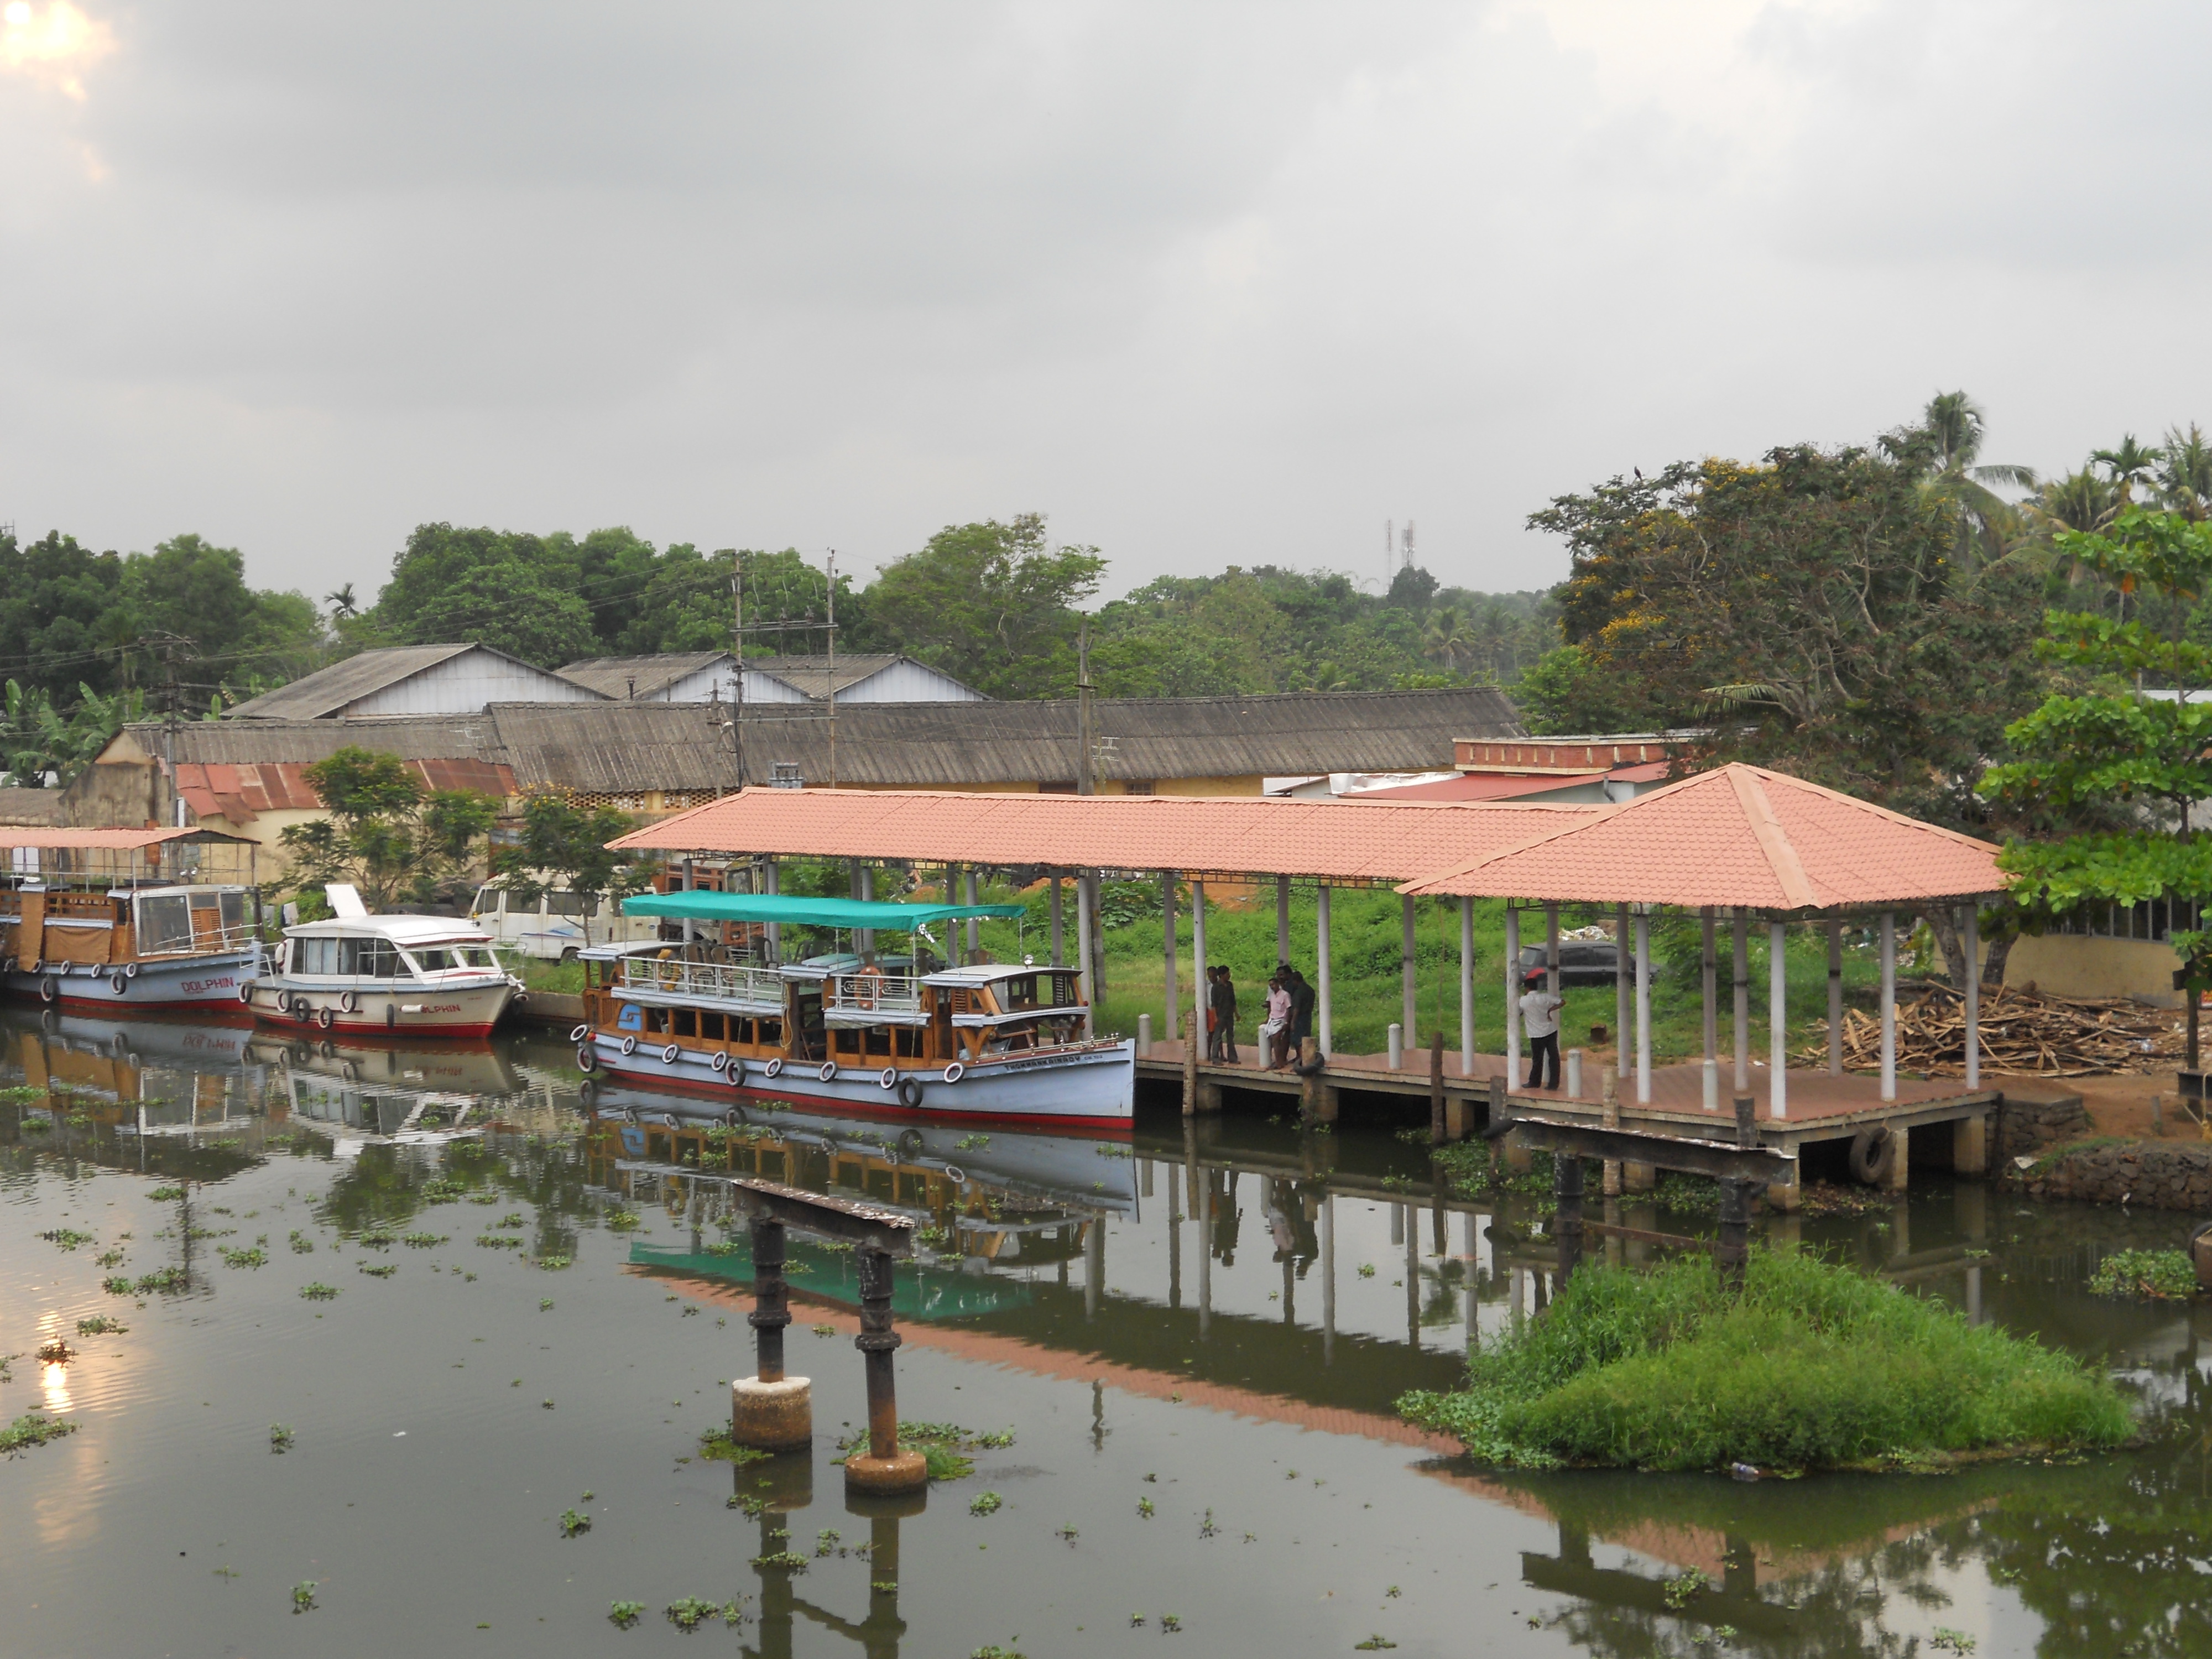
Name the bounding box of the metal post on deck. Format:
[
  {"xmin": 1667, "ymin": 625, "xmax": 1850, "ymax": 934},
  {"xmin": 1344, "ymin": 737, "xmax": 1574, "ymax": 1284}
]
[
  {"xmin": 1191, "ymin": 880, "xmax": 1209, "ymax": 1079},
  {"xmin": 1401, "ymin": 895, "xmax": 1417, "ymax": 1050},
  {"xmin": 1459, "ymin": 896, "xmax": 1475, "ymax": 1077},
  {"xmin": 1879, "ymin": 911, "xmax": 1897, "ymax": 1102},
  {"xmin": 1768, "ymin": 921, "xmax": 1789, "ymax": 1119},
  {"xmin": 1963, "ymin": 904, "xmax": 1980, "ymax": 1089},
  {"xmin": 963, "ymin": 867, "xmax": 979, "ymax": 962},
  {"xmin": 858, "ymin": 864, "xmax": 874, "ymax": 960},
  {"xmin": 1316, "ymin": 886, "xmax": 1334, "ymax": 1058},
  {"xmin": 1731, "ymin": 914, "xmax": 1750, "ymax": 1092},
  {"xmin": 1075, "ymin": 870, "xmax": 1095, "ymax": 1039},
  {"xmin": 1614, "ymin": 904, "xmax": 1631, "ymax": 1082},
  {"xmin": 1050, "ymin": 873, "xmax": 1064, "ymax": 967},
  {"xmin": 1634, "ymin": 910, "xmax": 1652, "ymax": 1106},
  {"xmin": 764, "ymin": 858, "xmax": 781, "ymax": 961},
  {"xmin": 1504, "ymin": 905, "xmax": 1522, "ymax": 1083},
  {"xmin": 1161, "ymin": 872, "xmax": 1178, "ymax": 1044},
  {"xmin": 1276, "ymin": 875, "xmax": 1291, "ymax": 968},
  {"xmin": 1827, "ymin": 920, "xmax": 1844, "ymax": 1076}
]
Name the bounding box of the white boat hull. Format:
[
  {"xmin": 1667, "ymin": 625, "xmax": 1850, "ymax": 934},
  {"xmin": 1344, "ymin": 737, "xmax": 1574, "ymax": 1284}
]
[
  {"xmin": 244, "ymin": 976, "xmax": 518, "ymax": 1039},
  {"xmin": 582, "ymin": 1030, "xmax": 1134, "ymax": 1125},
  {"xmin": 5, "ymin": 947, "xmax": 265, "ymax": 1011}
]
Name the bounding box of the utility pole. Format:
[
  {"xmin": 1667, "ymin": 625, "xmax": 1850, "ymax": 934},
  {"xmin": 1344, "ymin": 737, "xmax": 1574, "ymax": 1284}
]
[
  {"xmin": 729, "ymin": 547, "xmax": 747, "ymax": 790},
  {"xmin": 1076, "ymin": 619, "xmax": 1094, "ymax": 797},
  {"xmin": 825, "ymin": 549, "xmax": 837, "ymax": 791}
]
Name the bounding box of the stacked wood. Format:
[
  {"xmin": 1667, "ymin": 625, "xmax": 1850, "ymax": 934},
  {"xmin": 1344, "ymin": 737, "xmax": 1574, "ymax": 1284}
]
[{"xmin": 1798, "ymin": 983, "xmax": 2187, "ymax": 1077}]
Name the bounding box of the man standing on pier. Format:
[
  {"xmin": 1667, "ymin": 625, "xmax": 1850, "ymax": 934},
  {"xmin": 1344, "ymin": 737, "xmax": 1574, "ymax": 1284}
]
[{"xmin": 1520, "ymin": 967, "xmax": 1562, "ymax": 1091}]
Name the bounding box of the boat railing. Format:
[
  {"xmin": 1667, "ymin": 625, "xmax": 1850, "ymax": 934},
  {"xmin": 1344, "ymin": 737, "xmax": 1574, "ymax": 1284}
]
[
  {"xmin": 823, "ymin": 973, "xmax": 924, "ymax": 1019},
  {"xmin": 619, "ymin": 957, "xmax": 785, "ymax": 1006},
  {"xmin": 138, "ymin": 921, "xmax": 262, "ymax": 958}
]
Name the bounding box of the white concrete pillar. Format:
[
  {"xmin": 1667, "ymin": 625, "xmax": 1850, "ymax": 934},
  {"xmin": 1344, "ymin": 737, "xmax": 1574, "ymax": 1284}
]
[
  {"xmin": 1732, "ymin": 914, "xmax": 1750, "ymax": 1092},
  {"xmin": 1162, "ymin": 872, "xmax": 1178, "ymax": 1044},
  {"xmin": 1963, "ymin": 904, "xmax": 1980, "ymax": 1091},
  {"xmin": 1504, "ymin": 905, "xmax": 1522, "ymax": 1083},
  {"xmin": 1458, "ymin": 896, "xmax": 1475, "ymax": 1077},
  {"xmin": 1700, "ymin": 907, "xmax": 1717, "ymax": 1067},
  {"xmin": 1879, "ymin": 910, "xmax": 1897, "ymax": 1102},
  {"xmin": 1401, "ymin": 895, "xmax": 1417, "ymax": 1046},
  {"xmin": 1276, "ymin": 875, "xmax": 1291, "ymax": 968},
  {"xmin": 1316, "ymin": 886, "xmax": 1333, "ymax": 1058},
  {"xmin": 1635, "ymin": 910, "xmax": 1652, "ymax": 1105},
  {"xmin": 1615, "ymin": 904, "xmax": 1631, "ymax": 1082},
  {"xmin": 1388, "ymin": 1022, "xmax": 1404, "ymax": 1070},
  {"xmin": 1192, "ymin": 881, "xmax": 1208, "ymax": 1067},
  {"xmin": 1768, "ymin": 920, "xmax": 1788, "ymax": 1119},
  {"xmin": 1076, "ymin": 870, "xmax": 1095, "ymax": 1039},
  {"xmin": 1546, "ymin": 903, "xmax": 1561, "ymax": 997}
]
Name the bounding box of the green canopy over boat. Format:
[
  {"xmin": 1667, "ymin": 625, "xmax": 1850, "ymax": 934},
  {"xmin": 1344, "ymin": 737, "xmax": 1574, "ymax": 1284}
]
[{"xmin": 621, "ymin": 891, "xmax": 1025, "ymax": 928}]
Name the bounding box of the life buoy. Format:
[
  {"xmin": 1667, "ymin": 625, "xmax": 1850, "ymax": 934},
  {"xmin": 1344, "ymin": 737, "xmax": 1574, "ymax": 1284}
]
[
  {"xmin": 575, "ymin": 1044, "xmax": 598, "ymax": 1072},
  {"xmin": 316, "ymin": 1007, "xmax": 335, "ymax": 1030},
  {"xmin": 618, "ymin": 1035, "xmax": 637, "ymax": 1057},
  {"xmin": 340, "ymin": 990, "xmax": 358, "ymax": 1014},
  {"xmin": 764, "ymin": 1057, "xmax": 783, "ymax": 1079},
  {"xmin": 110, "ymin": 972, "xmax": 127, "ymax": 995},
  {"xmin": 897, "ymin": 1078, "xmax": 924, "ymax": 1110},
  {"xmin": 569, "ymin": 1024, "xmax": 591, "ymax": 1044},
  {"xmin": 942, "ymin": 1061, "xmax": 965, "ymax": 1084},
  {"xmin": 878, "ymin": 1066, "xmax": 899, "ymax": 1091},
  {"xmin": 853, "ymin": 964, "xmax": 883, "ymax": 1010},
  {"xmin": 660, "ymin": 1043, "xmax": 680, "ymax": 1065},
  {"xmin": 39, "ymin": 975, "xmax": 57, "ymax": 1004},
  {"xmin": 818, "ymin": 1061, "xmax": 838, "ymax": 1083},
  {"xmin": 123, "ymin": 961, "xmax": 138, "ymax": 979},
  {"xmin": 1849, "ymin": 1126, "xmax": 1897, "ymax": 1186}
]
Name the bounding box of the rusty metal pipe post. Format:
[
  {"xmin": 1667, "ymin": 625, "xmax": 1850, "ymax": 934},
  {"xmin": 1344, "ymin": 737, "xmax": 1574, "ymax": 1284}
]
[
  {"xmin": 731, "ymin": 1217, "xmax": 812, "ymax": 1451},
  {"xmin": 845, "ymin": 1245, "xmax": 926, "ymax": 1494}
]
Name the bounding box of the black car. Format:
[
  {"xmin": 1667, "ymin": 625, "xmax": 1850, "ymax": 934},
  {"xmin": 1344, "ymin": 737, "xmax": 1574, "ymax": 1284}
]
[{"xmin": 1515, "ymin": 941, "xmax": 1620, "ymax": 987}]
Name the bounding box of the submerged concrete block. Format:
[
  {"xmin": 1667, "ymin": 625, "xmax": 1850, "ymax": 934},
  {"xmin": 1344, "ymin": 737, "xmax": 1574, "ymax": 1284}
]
[
  {"xmin": 843, "ymin": 1448, "xmax": 928, "ymax": 1495},
  {"xmin": 732, "ymin": 1376, "xmax": 812, "ymax": 1452}
]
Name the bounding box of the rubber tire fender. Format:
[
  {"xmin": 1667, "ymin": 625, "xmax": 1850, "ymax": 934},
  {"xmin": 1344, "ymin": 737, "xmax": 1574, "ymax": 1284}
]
[
  {"xmin": 123, "ymin": 961, "xmax": 139, "ymax": 979},
  {"xmin": 39, "ymin": 975, "xmax": 57, "ymax": 1004},
  {"xmin": 576, "ymin": 1044, "xmax": 598, "ymax": 1073},
  {"xmin": 878, "ymin": 1066, "xmax": 899, "ymax": 1090},
  {"xmin": 764, "ymin": 1057, "xmax": 784, "ymax": 1079},
  {"xmin": 942, "ymin": 1061, "xmax": 965, "ymax": 1084},
  {"xmin": 316, "ymin": 1006, "xmax": 335, "ymax": 1031},
  {"xmin": 1848, "ymin": 1125, "xmax": 1897, "ymax": 1186},
  {"xmin": 818, "ymin": 1061, "xmax": 838, "ymax": 1083},
  {"xmin": 710, "ymin": 1050, "xmax": 731, "ymax": 1073},
  {"xmin": 618, "ymin": 1035, "xmax": 637, "ymax": 1057},
  {"xmin": 660, "ymin": 1043, "xmax": 680, "ymax": 1065},
  {"xmin": 110, "ymin": 972, "xmax": 128, "ymax": 995},
  {"xmin": 896, "ymin": 1127, "xmax": 925, "ymax": 1159},
  {"xmin": 569, "ymin": 1023, "xmax": 591, "ymax": 1044},
  {"xmin": 896, "ymin": 1077, "xmax": 925, "ymax": 1110},
  {"xmin": 339, "ymin": 990, "xmax": 358, "ymax": 1014}
]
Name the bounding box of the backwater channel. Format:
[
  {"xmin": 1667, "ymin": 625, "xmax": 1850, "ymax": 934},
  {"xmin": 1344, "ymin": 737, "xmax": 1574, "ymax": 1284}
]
[{"xmin": 2, "ymin": 1008, "xmax": 2208, "ymax": 1658}]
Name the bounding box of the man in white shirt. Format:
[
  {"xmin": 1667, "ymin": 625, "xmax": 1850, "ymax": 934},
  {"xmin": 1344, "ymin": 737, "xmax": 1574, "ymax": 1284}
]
[{"xmin": 1519, "ymin": 968, "xmax": 1563, "ymax": 1090}]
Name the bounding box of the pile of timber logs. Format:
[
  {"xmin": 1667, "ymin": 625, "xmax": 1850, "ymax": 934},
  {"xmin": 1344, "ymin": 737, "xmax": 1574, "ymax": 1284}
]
[{"xmin": 1803, "ymin": 983, "xmax": 2187, "ymax": 1077}]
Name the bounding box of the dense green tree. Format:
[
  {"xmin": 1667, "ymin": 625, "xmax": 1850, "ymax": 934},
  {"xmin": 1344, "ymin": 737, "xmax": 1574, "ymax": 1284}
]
[
  {"xmin": 491, "ymin": 795, "xmax": 650, "ymax": 945},
  {"xmin": 277, "ymin": 746, "xmax": 500, "ymax": 909},
  {"xmin": 372, "ymin": 524, "xmax": 597, "ymax": 666},
  {"xmin": 858, "ymin": 514, "xmax": 1103, "ymax": 696}
]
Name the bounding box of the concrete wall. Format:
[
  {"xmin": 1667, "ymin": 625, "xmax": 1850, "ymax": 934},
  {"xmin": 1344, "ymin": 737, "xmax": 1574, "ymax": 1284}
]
[
  {"xmin": 345, "ymin": 648, "xmax": 605, "ymax": 717},
  {"xmin": 2009, "ymin": 1139, "xmax": 2212, "ymax": 1212},
  {"xmin": 2004, "ymin": 933, "xmax": 2184, "ymax": 1007}
]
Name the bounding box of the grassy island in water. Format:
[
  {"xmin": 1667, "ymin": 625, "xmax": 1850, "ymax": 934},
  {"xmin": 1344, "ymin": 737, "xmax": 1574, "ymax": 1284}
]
[{"xmin": 1399, "ymin": 1249, "xmax": 2132, "ymax": 1473}]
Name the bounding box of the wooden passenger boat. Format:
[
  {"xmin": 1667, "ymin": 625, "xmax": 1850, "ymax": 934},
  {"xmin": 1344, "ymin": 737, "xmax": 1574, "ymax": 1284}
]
[
  {"xmin": 0, "ymin": 827, "xmax": 267, "ymax": 1013},
  {"xmin": 573, "ymin": 892, "xmax": 1133, "ymax": 1125},
  {"xmin": 242, "ymin": 884, "xmax": 521, "ymax": 1039}
]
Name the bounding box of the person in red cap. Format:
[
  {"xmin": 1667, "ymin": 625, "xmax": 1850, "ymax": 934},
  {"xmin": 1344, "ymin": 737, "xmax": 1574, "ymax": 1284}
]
[{"xmin": 1520, "ymin": 967, "xmax": 1563, "ymax": 1090}]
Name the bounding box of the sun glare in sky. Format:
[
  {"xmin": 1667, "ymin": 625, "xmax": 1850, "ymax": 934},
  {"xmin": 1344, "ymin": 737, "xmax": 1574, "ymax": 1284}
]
[{"xmin": 1, "ymin": 2, "xmax": 114, "ymax": 100}]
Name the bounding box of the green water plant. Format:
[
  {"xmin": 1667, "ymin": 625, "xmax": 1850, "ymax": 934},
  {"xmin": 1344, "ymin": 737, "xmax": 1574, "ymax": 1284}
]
[
  {"xmin": 39, "ymin": 1228, "xmax": 93, "ymax": 1250},
  {"xmin": 969, "ymin": 1490, "xmax": 1003, "ymax": 1516},
  {"xmin": 220, "ymin": 1246, "xmax": 268, "ymax": 1269},
  {"xmin": 270, "ymin": 1424, "xmax": 294, "ymax": 1453},
  {"xmin": 0, "ymin": 1413, "xmax": 76, "ymax": 1454},
  {"xmin": 608, "ymin": 1599, "xmax": 645, "ymax": 1629},
  {"xmin": 299, "ymin": 1282, "xmax": 339, "ymax": 1301},
  {"xmin": 1399, "ymin": 1249, "xmax": 2133, "ymax": 1472},
  {"xmin": 474, "ymin": 1234, "xmax": 523, "ymax": 1249},
  {"xmin": 400, "ymin": 1231, "xmax": 447, "ymax": 1248},
  {"xmin": 559, "ymin": 1507, "xmax": 591, "ymax": 1537},
  {"xmin": 148, "ymin": 1183, "xmax": 184, "ymax": 1200},
  {"xmin": 604, "ymin": 1208, "xmax": 640, "ymax": 1230},
  {"xmin": 75, "ymin": 1315, "xmax": 124, "ymax": 1336},
  {"xmin": 291, "ymin": 1580, "xmax": 317, "ymax": 1613},
  {"xmin": 698, "ymin": 1426, "xmax": 770, "ymax": 1465},
  {"xmin": 134, "ymin": 1267, "xmax": 188, "ymax": 1294},
  {"xmin": 2088, "ymin": 1249, "xmax": 2198, "ymax": 1301},
  {"xmin": 100, "ymin": 1275, "xmax": 133, "ymax": 1296},
  {"xmin": 537, "ymin": 1254, "xmax": 572, "ymax": 1270},
  {"xmin": 358, "ymin": 1262, "xmax": 397, "ymax": 1278}
]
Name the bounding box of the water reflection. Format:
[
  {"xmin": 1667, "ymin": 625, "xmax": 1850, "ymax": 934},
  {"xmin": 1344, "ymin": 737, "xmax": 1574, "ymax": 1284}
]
[{"xmin": 6, "ymin": 1010, "xmax": 2212, "ymax": 1658}]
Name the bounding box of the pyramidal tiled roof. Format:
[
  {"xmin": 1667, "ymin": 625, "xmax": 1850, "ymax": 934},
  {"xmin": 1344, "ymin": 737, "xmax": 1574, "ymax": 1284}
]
[{"xmin": 1395, "ymin": 763, "xmax": 2002, "ymax": 910}]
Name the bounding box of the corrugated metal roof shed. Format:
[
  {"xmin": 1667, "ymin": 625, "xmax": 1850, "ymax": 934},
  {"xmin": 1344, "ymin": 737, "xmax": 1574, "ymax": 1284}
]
[
  {"xmin": 557, "ymin": 651, "xmax": 732, "ymax": 699},
  {"xmin": 137, "ymin": 714, "xmax": 504, "ymax": 766},
  {"xmin": 223, "ymin": 645, "xmax": 609, "ymax": 720}
]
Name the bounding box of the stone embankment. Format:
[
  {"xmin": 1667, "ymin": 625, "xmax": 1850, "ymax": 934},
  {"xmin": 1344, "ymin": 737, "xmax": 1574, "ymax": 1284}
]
[{"xmin": 1987, "ymin": 1079, "xmax": 2210, "ymax": 1211}]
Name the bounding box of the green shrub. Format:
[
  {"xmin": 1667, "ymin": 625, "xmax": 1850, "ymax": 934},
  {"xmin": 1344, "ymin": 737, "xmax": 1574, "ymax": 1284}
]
[
  {"xmin": 1400, "ymin": 1249, "xmax": 2132, "ymax": 1472},
  {"xmin": 2088, "ymin": 1249, "xmax": 2198, "ymax": 1301}
]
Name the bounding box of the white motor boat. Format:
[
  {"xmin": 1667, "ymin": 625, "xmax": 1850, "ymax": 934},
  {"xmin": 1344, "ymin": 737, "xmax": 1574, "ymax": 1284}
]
[{"xmin": 243, "ymin": 884, "xmax": 521, "ymax": 1039}]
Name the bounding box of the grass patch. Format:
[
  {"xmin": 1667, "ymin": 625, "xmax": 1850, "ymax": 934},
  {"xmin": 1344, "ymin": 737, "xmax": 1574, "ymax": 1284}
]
[
  {"xmin": 1399, "ymin": 1249, "xmax": 2132, "ymax": 1473},
  {"xmin": 2089, "ymin": 1249, "xmax": 2199, "ymax": 1301},
  {"xmin": 0, "ymin": 1413, "xmax": 77, "ymax": 1454}
]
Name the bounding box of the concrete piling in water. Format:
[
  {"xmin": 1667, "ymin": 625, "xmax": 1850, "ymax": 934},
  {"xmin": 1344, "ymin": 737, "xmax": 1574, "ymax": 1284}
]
[
  {"xmin": 843, "ymin": 1245, "xmax": 927, "ymax": 1496},
  {"xmin": 731, "ymin": 1218, "xmax": 811, "ymax": 1452}
]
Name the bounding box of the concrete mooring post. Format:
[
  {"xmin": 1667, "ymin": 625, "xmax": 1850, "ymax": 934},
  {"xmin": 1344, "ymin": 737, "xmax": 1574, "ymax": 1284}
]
[
  {"xmin": 731, "ymin": 1218, "xmax": 811, "ymax": 1452},
  {"xmin": 846, "ymin": 1245, "xmax": 926, "ymax": 1495}
]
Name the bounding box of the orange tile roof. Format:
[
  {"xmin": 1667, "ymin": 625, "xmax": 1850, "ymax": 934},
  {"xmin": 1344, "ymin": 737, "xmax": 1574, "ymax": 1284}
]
[
  {"xmin": 0, "ymin": 826, "xmax": 250, "ymax": 850},
  {"xmin": 1397, "ymin": 763, "xmax": 2002, "ymax": 910},
  {"xmin": 177, "ymin": 759, "xmax": 516, "ymax": 826},
  {"xmin": 609, "ymin": 787, "xmax": 1603, "ymax": 884}
]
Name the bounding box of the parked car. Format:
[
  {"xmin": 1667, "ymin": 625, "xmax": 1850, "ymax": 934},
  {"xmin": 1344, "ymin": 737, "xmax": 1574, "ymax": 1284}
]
[
  {"xmin": 470, "ymin": 884, "xmax": 658, "ymax": 961},
  {"xmin": 1515, "ymin": 940, "xmax": 1620, "ymax": 987}
]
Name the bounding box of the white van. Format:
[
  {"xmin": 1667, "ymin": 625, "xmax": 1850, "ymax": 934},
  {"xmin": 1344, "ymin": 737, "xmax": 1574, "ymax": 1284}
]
[{"xmin": 469, "ymin": 884, "xmax": 659, "ymax": 961}]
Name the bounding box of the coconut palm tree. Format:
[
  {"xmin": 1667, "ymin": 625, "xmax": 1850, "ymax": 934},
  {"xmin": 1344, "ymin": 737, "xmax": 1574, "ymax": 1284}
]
[
  {"xmin": 2155, "ymin": 423, "xmax": 2212, "ymax": 521},
  {"xmin": 324, "ymin": 582, "xmax": 359, "ymax": 619},
  {"xmin": 1917, "ymin": 391, "xmax": 2037, "ymax": 572},
  {"xmin": 2092, "ymin": 434, "xmax": 2163, "ymax": 503}
]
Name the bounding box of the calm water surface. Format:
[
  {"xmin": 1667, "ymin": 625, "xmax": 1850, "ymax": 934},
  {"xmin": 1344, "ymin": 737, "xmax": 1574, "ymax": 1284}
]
[{"xmin": 1, "ymin": 1008, "xmax": 2207, "ymax": 1658}]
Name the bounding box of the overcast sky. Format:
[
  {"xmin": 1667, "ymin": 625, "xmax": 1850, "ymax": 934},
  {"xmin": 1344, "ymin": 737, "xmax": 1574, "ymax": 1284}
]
[{"xmin": 1, "ymin": 1, "xmax": 2203, "ymax": 605}]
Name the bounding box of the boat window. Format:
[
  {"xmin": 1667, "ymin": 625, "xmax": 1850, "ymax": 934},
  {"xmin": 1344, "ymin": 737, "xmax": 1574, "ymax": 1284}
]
[
  {"xmin": 295, "ymin": 936, "xmax": 340, "ymax": 975},
  {"xmin": 673, "ymin": 1009, "xmax": 697, "ymax": 1038},
  {"xmin": 405, "ymin": 947, "xmax": 460, "ymax": 973},
  {"xmin": 220, "ymin": 891, "xmax": 248, "ymax": 936},
  {"xmin": 700, "ymin": 1011, "xmax": 726, "ymax": 1041},
  {"xmin": 997, "ymin": 974, "xmax": 1040, "ymax": 1009},
  {"xmin": 135, "ymin": 894, "xmax": 194, "ymax": 954}
]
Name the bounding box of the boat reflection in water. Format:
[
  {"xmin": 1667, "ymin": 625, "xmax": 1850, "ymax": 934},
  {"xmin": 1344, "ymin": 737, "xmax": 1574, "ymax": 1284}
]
[
  {"xmin": 246, "ymin": 1029, "xmax": 571, "ymax": 1154},
  {"xmin": 584, "ymin": 1080, "xmax": 1134, "ymax": 1323}
]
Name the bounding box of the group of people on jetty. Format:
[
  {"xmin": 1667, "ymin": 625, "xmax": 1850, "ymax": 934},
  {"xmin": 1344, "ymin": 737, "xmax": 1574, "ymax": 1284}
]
[{"xmin": 1203, "ymin": 962, "xmax": 1315, "ymax": 1069}]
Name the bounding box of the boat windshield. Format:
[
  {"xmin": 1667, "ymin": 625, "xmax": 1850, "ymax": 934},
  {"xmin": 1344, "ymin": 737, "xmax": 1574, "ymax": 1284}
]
[{"xmin": 404, "ymin": 945, "xmax": 500, "ymax": 974}]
